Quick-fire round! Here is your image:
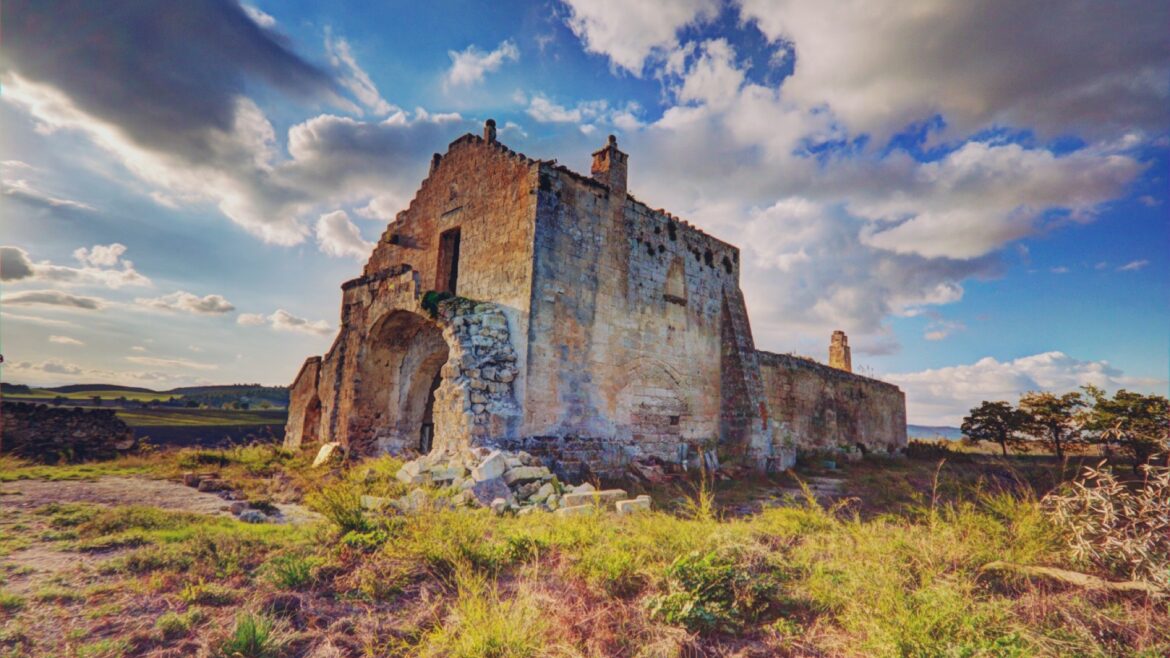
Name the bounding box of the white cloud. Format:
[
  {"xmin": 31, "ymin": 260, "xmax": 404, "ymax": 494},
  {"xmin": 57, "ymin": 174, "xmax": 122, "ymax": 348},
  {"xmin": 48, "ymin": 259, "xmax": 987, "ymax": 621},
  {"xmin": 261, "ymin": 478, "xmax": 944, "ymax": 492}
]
[
  {"xmin": 314, "ymin": 209, "xmax": 375, "ymax": 259},
  {"xmin": 131, "ymin": 345, "xmax": 147, "ymax": 352},
  {"xmin": 1, "ymin": 244, "xmax": 151, "ymax": 288},
  {"xmin": 736, "ymin": 0, "xmax": 1170, "ymax": 140},
  {"xmin": 524, "ymin": 94, "xmax": 642, "ymax": 131},
  {"xmin": 6, "ymin": 289, "xmax": 105, "ymax": 310},
  {"xmin": 326, "ymin": 31, "xmax": 395, "ymax": 116},
  {"xmin": 3, "ymin": 358, "xmax": 208, "ymax": 388},
  {"xmin": 445, "ymin": 40, "xmax": 519, "ymax": 87},
  {"xmin": 2, "ymin": 176, "xmax": 96, "ymax": 213},
  {"xmin": 854, "ymin": 141, "xmax": 1142, "ymax": 260},
  {"xmin": 73, "ymin": 243, "xmax": 126, "ymax": 267},
  {"xmin": 242, "ymin": 5, "xmax": 276, "ymax": 28},
  {"xmin": 48, "ymin": 335, "xmax": 84, "ymax": 346},
  {"xmin": 923, "ymin": 319, "xmax": 965, "ymax": 342},
  {"xmin": 1118, "ymin": 259, "xmax": 1149, "ymax": 272},
  {"xmin": 887, "ymin": 351, "xmax": 1169, "ymax": 425},
  {"xmin": 135, "ymin": 291, "xmax": 235, "ymax": 314},
  {"xmin": 237, "ymin": 309, "xmax": 331, "ymax": 336},
  {"xmin": 560, "ymin": 0, "xmax": 718, "ymax": 75},
  {"xmin": 126, "ymin": 355, "xmax": 218, "ymax": 371}
]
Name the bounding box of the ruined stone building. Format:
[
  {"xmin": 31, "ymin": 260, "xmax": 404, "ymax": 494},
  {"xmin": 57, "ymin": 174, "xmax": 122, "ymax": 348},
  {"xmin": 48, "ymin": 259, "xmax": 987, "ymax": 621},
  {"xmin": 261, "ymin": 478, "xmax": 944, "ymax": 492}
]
[{"xmin": 284, "ymin": 121, "xmax": 906, "ymax": 476}]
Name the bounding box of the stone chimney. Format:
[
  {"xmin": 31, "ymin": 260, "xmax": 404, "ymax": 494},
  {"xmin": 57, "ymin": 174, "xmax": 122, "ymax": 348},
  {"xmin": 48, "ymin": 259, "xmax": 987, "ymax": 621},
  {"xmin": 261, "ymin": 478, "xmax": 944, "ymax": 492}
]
[
  {"xmin": 591, "ymin": 134, "xmax": 628, "ymax": 196},
  {"xmin": 829, "ymin": 330, "xmax": 852, "ymax": 373},
  {"xmin": 483, "ymin": 118, "xmax": 497, "ymax": 143}
]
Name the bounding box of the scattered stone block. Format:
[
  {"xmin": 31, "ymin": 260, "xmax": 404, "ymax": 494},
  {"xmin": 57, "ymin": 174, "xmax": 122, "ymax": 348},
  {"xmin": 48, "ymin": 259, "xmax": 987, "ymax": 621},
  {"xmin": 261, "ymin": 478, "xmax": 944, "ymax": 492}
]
[
  {"xmin": 472, "ymin": 451, "xmax": 507, "ymax": 481},
  {"xmin": 490, "ymin": 498, "xmax": 509, "ymax": 515},
  {"xmin": 470, "ymin": 476, "xmax": 511, "ymax": 506},
  {"xmin": 229, "ymin": 501, "xmax": 249, "ymax": 515},
  {"xmin": 502, "ymin": 466, "xmax": 550, "ymax": 486},
  {"xmin": 196, "ymin": 478, "xmax": 227, "ymax": 492},
  {"xmin": 530, "ymin": 482, "xmax": 555, "ymax": 503},
  {"xmin": 561, "ymin": 489, "xmax": 627, "ymax": 508},
  {"xmin": 554, "ymin": 504, "xmax": 597, "ymax": 517},
  {"xmin": 570, "ymin": 483, "xmax": 596, "ymax": 494},
  {"xmin": 360, "ymin": 495, "xmax": 391, "ymax": 510},
  {"xmin": 616, "ymin": 495, "xmax": 652, "ymax": 514},
  {"xmin": 238, "ymin": 510, "xmax": 267, "ymax": 523},
  {"xmin": 396, "ymin": 461, "xmax": 431, "ymax": 486},
  {"xmin": 312, "ymin": 442, "xmax": 342, "ymax": 467},
  {"xmin": 181, "ymin": 472, "xmax": 200, "ymax": 487}
]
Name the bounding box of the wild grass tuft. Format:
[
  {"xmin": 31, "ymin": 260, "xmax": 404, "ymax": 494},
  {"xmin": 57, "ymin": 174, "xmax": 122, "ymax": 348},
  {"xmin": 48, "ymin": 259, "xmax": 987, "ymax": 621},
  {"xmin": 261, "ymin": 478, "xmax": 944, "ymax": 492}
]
[
  {"xmin": 217, "ymin": 612, "xmax": 285, "ymax": 658},
  {"xmin": 420, "ymin": 565, "xmax": 555, "ymax": 657}
]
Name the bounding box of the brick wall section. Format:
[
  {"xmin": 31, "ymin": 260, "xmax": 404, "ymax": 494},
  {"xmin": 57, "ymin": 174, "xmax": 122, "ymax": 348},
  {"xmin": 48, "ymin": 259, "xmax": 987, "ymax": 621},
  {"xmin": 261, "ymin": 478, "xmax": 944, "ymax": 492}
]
[{"xmin": 757, "ymin": 351, "xmax": 907, "ymax": 455}]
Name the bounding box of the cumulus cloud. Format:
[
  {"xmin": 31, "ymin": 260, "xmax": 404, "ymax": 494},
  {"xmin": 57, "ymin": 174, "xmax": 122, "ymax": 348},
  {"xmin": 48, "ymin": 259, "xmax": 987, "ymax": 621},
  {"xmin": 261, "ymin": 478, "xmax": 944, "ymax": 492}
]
[
  {"xmin": 887, "ymin": 351, "xmax": 1169, "ymax": 425},
  {"xmin": 736, "ymin": 0, "xmax": 1170, "ymax": 140},
  {"xmin": 237, "ymin": 309, "xmax": 331, "ymax": 336},
  {"xmin": 2, "ymin": 1, "xmax": 453, "ymax": 246},
  {"xmin": 1118, "ymin": 259, "xmax": 1150, "ymax": 272},
  {"xmin": 135, "ymin": 291, "xmax": 235, "ymax": 314},
  {"xmin": 5, "ymin": 289, "xmax": 105, "ymax": 310},
  {"xmin": 1, "ymin": 246, "xmax": 35, "ymax": 281},
  {"xmin": 445, "ymin": 40, "xmax": 519, "ymax": 87},
  {"xmin": 315, "ymin": 210, "xmax": 375, "ymax": 259},
  {"xmin": 48, "ymin": 335, "xmax": 84, "ymax": 346},
  {"xmin": 561, "ymin": 0, "xmax": 718, "ymax": 75}
]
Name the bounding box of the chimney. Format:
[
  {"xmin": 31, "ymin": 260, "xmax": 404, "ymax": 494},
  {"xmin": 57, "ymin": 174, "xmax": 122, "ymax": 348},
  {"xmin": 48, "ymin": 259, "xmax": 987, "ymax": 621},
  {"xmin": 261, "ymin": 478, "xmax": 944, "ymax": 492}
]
[
  {"xmin": 591, "ymin": 134, "xmax": 628, "ymax": 196},
  {"xmin": 483, "ymin": 118, "xmax": 497, "ymax": 143},
  {"xmin": 829, "ymin": 330, "xmax": 852, "ymax": 373}
]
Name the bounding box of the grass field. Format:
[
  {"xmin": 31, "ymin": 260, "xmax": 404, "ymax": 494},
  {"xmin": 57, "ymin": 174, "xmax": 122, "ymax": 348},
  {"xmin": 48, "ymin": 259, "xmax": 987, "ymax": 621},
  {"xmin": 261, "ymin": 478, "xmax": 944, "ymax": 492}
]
[
  {"xmin": 0, "ymin": 446, "xmax": 1165, "ymax": 657},
  {"xmin": 8, "ymin": 389, "xmax": 176, "ymax": 403},
  {"xmin": 115, "ymin": 409, "xmax": 286, "ymax": 428}
]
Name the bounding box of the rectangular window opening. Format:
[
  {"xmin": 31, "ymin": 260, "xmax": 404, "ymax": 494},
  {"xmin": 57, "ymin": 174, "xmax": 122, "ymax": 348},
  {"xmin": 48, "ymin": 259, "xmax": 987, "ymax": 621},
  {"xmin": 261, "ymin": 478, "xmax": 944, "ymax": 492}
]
[{"xmin": 437, "ymin": 227, "xmax": 461, "ymax": 294}]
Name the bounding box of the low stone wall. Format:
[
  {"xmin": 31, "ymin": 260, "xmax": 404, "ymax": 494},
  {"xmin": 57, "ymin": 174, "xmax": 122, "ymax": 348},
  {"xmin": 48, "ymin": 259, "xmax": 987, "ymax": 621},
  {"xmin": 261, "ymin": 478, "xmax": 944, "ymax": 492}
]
[
  {"xmin": 1, "ymin": 401, "xmax": 136, "ymax": 462},
  {"xmin": 757, "ymin": 352, "xmax": 907, "ymax": 456}
]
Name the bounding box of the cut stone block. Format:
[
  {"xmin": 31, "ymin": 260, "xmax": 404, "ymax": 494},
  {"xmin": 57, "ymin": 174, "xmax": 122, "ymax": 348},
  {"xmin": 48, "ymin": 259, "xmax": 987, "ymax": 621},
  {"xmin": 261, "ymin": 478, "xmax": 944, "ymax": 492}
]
[
  {"xmin": 472, "ymin": 451, "xmax": 507, "ymax": 481},
  {"xmin": 554, "ymin": 504, "xmax": 597, "ymax": 517},
  {"xmin": 312, "ymin": 442, "xmax": 342, "ymax": 467},
  {"xmin": 560, "ymin": 489, "xmax": 628, "ymax": 508},
  {"xmin": 470, "ymin": 476, "xmax": 511, "ymax": 507},
  {"xmin": 502, "ymin": 466, "xmax": 550, "ymax": 486},
  {"xmin": 616, "ymin": 495, "xmax": 652, "ymax": 514}
]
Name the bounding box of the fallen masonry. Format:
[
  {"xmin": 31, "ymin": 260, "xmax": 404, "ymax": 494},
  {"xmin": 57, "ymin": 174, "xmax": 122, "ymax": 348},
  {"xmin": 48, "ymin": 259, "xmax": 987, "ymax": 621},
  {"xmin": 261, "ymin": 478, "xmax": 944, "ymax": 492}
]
[{"xmin": 384, "ymin": 446, "xmax": 653, "ymax": 515}]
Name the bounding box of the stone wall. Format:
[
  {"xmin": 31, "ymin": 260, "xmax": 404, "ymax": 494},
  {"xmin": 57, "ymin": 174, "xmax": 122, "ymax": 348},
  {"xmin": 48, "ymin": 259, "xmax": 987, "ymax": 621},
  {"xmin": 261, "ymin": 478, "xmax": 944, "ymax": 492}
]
[
  {"xmin": 757, "ymin": 352, "xmax": 907, "ymax": 456},
  {"xmin": 1, "ymin": 401, "xmax": 136, "ymax": 462}
]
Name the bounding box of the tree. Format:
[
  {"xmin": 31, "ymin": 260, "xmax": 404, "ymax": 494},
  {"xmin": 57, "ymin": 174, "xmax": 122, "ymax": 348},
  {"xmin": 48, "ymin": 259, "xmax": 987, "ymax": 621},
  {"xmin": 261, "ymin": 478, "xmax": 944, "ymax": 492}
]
[
  {"xmin": 1019, "ymin": 391, "xmax": 1085, "ymax": 459},
  {"xmin": 961, "ymin": 401, "xmax": 1029, "ymax": 456},
  {"xmin": 1083, "ymin": 386, "xmax": 1169, "ymax": 470}
]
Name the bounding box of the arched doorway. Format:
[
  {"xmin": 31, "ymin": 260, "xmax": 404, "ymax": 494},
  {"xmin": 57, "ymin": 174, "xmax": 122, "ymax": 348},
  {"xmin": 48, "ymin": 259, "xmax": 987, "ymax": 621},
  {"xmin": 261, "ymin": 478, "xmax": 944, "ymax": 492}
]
[
  {"xmin": 301, "ymin": 394, "xmax": 322, "ymax": 446},
  {"xmin": 351, "ymin": 310, "xmax": 451, "ymax": 455}
]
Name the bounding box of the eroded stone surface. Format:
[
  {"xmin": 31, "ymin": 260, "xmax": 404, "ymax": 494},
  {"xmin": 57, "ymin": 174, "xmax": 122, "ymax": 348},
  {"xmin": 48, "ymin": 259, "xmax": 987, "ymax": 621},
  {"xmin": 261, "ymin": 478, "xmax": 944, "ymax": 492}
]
[{"xmin": 284, "ymin": 124, "xmax": 906, "ymax": 477}]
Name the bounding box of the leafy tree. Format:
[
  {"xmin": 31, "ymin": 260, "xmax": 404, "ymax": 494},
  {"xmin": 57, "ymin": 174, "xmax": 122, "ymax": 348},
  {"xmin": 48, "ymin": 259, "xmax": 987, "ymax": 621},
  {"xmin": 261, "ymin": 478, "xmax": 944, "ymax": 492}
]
[
  {"xmin": 961, "ymin": 401, "xmax": 1029, "ymax": 456},
  {"xmin": 1019, "ymin": 391, "xmax": 1085, "ymax": 459},
  {"xmin": 1082, "ymin": 386, "xmax": 1169, "ymax": 470}
]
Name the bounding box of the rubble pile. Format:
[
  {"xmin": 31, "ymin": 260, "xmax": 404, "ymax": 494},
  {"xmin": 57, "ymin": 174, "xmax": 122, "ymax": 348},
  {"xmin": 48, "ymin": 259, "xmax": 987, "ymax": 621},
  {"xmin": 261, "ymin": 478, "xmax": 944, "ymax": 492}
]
[{"xmin": 391, "ymin": 446, "xmax": 652, "ymax": 516}]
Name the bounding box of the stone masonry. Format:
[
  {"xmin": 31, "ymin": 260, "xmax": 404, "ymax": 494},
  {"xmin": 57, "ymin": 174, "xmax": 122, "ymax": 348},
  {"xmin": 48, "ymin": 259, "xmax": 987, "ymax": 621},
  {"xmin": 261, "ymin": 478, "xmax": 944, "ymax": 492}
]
[{"xmin": 284, "ymin": 121, "xmax": 907, "ymax": 476}]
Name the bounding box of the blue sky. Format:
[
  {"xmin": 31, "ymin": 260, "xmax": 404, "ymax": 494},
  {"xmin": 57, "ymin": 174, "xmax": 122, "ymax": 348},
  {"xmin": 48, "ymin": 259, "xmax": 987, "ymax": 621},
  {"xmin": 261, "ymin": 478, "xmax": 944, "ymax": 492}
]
[{"xmin": 2, "ymin": 0, "xmax": 1167, "ymax": 425}]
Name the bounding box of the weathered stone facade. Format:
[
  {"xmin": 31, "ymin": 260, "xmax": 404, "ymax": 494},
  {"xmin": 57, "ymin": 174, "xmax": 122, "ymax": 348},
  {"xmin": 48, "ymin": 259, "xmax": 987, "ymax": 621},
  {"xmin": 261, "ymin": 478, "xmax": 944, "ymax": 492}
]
[{"xmin": 285, "ymin": 122, "xmax": 906, "ymax": 476}]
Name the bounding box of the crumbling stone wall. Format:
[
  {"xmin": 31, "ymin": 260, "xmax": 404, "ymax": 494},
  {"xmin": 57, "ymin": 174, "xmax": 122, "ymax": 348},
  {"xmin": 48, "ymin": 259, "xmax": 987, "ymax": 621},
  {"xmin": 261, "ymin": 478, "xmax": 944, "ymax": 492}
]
[
  {"xmin": 757, "ymin": 352, "xmax": 907, "ymax": 456},
  {"xmin": 1, "ymin": 401, "xmax": 136, "ymax": 462},
  {"xmin": 285, "ymin": 123, "xmax": 903, "ymax": 476}
]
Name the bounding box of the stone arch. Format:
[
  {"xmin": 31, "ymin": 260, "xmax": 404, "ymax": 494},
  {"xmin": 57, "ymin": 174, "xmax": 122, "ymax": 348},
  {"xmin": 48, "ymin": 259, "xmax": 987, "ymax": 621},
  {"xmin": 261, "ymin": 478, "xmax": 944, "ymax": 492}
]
[
  {"xmin": 351, "ymin": 310, "xmax": 452, "ymax": 455},
  {"xmin": 615, "ymin": 359, "xmax": 689, "ymax": 456},
  {"xmin": 300, "ymin": 394, "xmax": 322, "ymax": 447}
]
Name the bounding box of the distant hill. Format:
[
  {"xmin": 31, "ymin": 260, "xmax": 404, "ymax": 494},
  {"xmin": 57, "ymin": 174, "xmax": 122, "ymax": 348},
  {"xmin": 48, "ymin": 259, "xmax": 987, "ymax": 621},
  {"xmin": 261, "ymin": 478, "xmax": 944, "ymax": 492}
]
[
  {"xmin": 46, "ymin": 384, "xmax": 157, "ymax": 394},
  {"xmin": 907, "ymin": 425, "xmax": 964, "ymax": 441}
]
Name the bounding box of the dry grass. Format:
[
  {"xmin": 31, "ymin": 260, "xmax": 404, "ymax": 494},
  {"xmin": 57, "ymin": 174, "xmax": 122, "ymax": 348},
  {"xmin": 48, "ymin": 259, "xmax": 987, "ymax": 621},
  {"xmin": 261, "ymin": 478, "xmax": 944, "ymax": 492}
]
[{"xmin": 0, "ymin": 448, "xmax": 1166, "ymax": 657}]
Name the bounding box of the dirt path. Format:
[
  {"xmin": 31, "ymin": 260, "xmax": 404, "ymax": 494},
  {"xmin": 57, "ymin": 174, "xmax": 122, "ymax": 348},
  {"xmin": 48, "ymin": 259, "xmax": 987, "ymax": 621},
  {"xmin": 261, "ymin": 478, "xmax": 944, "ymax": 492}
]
[{"xmin": 0, "ymin": 476, "xmax": 318, "ymax": 524}]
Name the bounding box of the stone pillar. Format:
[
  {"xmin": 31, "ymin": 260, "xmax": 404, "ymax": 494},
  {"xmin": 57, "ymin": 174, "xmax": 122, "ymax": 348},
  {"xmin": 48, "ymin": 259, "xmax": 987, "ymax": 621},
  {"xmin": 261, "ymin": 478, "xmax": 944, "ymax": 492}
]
[
  {"xmin": 483, "ymin": 118, "xmax": 497, "ymax": 143},
  {"xmin": 590, "ymin": 134, "xmax": 627, "ymax": 196},
  {"xmin": 829, "ymin": 330, "xmax": 852, "ymax": 373}
]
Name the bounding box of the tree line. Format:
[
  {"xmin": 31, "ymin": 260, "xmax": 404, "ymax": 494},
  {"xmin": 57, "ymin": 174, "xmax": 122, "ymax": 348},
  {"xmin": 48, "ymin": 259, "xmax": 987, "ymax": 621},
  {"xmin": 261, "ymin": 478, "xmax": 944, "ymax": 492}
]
[{"xmin": 961, "ymin": 386, "xmax": 1169, "ymax": 468}]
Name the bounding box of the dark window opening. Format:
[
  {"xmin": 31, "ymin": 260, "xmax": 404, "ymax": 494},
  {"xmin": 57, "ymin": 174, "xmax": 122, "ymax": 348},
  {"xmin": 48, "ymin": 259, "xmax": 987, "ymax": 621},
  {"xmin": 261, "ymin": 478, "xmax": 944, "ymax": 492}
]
[
  {"xmin": 657, "ymin": 244, "xmax": 665, "ymax": 254},
  {"xmin": 669, "ymin": 415, "xmax": 680, "ymax": 426},
  {"xmin": 667, "ymin": 222, "xmax": 677, "ymax": 241},
  {"xmin": 703, "ymin": 249, "xmax": 714, "ymax": 268},
  {"xmin": 722, "ymin": 255, "xmax": 733, "ymax": 274},
  {"xmin": 437, "ymin": 227, "xmax": 461, "ymax": 294},
  {"xmin": 645, "ymin": 243, "xmax": 656, "ymax": 258},
  {"xmin": 654, "ymin": 225, "xmax": 661, "ymax": 235},
  {"xmin": 419, "ymin": 372, "xmax": 442, "ymax": 454}
]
